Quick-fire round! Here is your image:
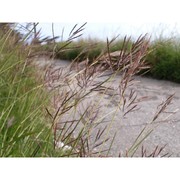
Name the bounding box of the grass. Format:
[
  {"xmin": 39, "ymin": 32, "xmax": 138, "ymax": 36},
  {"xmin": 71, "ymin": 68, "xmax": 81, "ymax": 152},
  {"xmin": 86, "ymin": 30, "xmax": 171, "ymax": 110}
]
[
  {"xmin": 39, "ymin": 32, "xmax": 180, "ymax": 83},
  {"xmin": 0, "ymin": 23, "xmax": 176, "ymax": 157},
  {"xmin": 0, "ymin": 24, "xmax": 61, "ymax": 157},
  {"xmin": 40, "ymin": 37, "xmax": 133, "ymax": 61},
  {"xmin": 145, "ymin": 37, "xmax": 180, "ymax": 83}
]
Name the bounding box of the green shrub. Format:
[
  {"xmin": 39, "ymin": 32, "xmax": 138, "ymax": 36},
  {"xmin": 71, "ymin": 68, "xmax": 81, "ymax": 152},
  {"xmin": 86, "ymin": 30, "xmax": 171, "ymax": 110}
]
[{"xmin": 146, "ymin": 38, "xmax": 180, "ymax": 83}]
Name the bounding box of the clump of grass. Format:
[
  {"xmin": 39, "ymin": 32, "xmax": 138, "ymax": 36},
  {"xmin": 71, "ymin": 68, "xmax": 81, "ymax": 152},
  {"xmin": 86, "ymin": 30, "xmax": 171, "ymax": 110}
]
[
  {"xmin": 145, "ymin": 37, "xmax": 180, "ymax": 83},
  {"xmin": 0, "ymin": 23, "xmax": 63, "ymax": 157}
]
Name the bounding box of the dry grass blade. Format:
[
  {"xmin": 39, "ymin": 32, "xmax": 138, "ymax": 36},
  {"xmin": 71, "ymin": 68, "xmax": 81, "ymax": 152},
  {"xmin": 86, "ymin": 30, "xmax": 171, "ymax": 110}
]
[
  {"xmin": 61, "ymin": 120, "xmax": 82, "ymax": 143},
  {"xmin": 141, "ymin": 144, "xmax": 169, "ymax": 157},
  {"xmin": 152, "ymin": 94, "xmax": 174, "ymax": 122},
  {"xmin": 69, "ymin": 24, "xmax": 78, "ymax": 37},
  {"xmin": 95, "ymin": 126, "xmax": 108, "ymax": 142},
  {"xmin": 106, "ymin": 132, "xmax": 116, "ymax": 157},
  {"xmin": 141, "ymin": 145, "xmax": 146, "ymax": 157},
  {"xmin": 58, "ymin": 121, "xmax": 76, "ymax": 141},
  {"xmin": 123, "ymin": 104, "xmax": 138, "ymax": 116},
  {"xmin": 53, "ymin": 23, "xmax": 87, "ymax": 57},
  {"xmin": 127, "ymin": 126, "xmax": 153, "ymax": 156},
  {"xmin": 45, "ymin": 107, "xmax": 53, "ymax": 119},
  {"xmin": 91, "ymin": 149, "xmax": 110, "ymax": 157},
  {"xmin": 127, "ymin": 93, "xmax": 175, "ymax": 156},
  {"xmin": 55, "ymin": 121, "xmax": 71, "ymax": 143},
  {"xmin": 130, "ymin": 129, "xmax": 153, "ymax": 157},
  {"xmin": 68, "ymin": 23, "xmax": 87, "ymax": 41},
  {"xmin": 93, "ymin": 138, "xmax": 109, "ymax": 150},
  {"xmin": 106, "ymin": 38, "xmax": 113, "ymax": 71}
]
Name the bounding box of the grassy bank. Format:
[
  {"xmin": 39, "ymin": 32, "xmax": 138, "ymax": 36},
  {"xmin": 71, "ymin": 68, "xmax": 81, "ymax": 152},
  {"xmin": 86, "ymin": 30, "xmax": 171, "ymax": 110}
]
[
  {"xmin": 146, "ymin": 37, "xmax": 180, "ymax": 82},
  {"xmin": 41, "ymin": 36, "xmax": 180, "ymax": 83},
  {"xmin": 0, "ymin": 24, "xmax": 60, "ymax": 157}
]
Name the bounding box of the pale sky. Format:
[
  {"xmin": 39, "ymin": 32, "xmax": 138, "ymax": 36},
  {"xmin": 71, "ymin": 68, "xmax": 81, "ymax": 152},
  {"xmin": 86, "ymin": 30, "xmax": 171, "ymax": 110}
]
[
  {"xmin": 37, "ymin": 22, "xmax": 180, "ymax": 41},
  {"xmin": 2, "ymin": 0, "xmax": 180, "ymax": 22},
  {"xmin": 2, "ymin": 0, "xmax": 180, "ymax": 40},
  {"xmin": 34, "ymin": 0, "xmax": 180, "ymax": 41}
]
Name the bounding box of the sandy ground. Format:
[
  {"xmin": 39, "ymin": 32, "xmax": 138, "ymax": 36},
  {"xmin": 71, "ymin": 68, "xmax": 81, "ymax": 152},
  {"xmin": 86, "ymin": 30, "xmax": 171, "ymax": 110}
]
[{"xmin": 34, "ymin": 57, "xmax": 180, "ymax": 157}]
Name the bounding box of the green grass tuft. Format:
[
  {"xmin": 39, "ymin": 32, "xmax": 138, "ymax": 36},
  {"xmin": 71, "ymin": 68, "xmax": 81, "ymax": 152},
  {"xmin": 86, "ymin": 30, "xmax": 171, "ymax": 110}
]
[
  {"xmin": 145, "ymin": 38, "xmax": 180, "ymax": 83},
  {"xmin": 0, "ymin": 24, "xmax": 58, "ymax": 157}
]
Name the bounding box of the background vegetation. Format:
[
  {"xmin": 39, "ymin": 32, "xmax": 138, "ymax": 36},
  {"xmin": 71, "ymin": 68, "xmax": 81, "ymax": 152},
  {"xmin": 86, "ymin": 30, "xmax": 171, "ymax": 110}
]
[
  {"xmin": 40, "ymin": 35, "xmax": 180, "ymax": 83},
  {"xmin": 146, "ymin": 37, "xmax": 180, "ymax": 82}
]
